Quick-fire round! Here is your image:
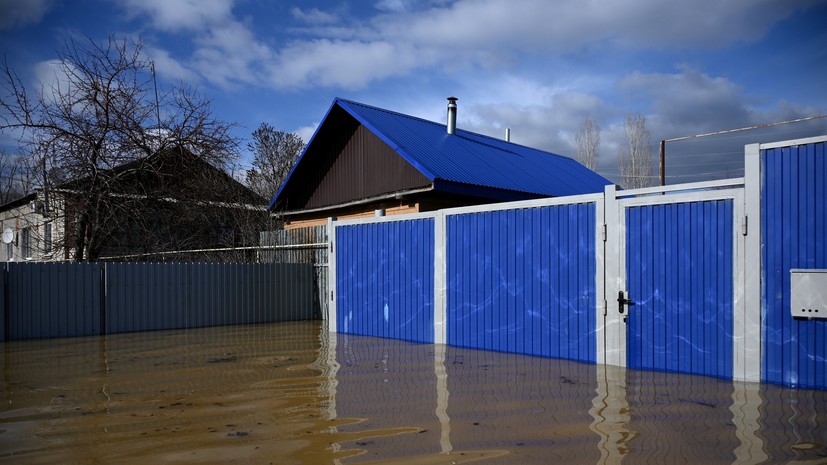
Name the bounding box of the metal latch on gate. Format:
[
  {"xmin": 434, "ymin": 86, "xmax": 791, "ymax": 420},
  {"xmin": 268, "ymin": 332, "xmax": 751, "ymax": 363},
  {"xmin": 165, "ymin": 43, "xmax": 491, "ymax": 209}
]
[{"xmin": 618, "ymin": 291, "xmax": 635, "ymax": 314}]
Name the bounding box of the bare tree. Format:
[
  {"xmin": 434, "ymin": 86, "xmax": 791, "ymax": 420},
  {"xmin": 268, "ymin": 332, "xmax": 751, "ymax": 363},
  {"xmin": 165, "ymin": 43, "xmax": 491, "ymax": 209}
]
[
  {"xmin": 246, "ymin": 123, "xmax": 304, "ymax": 201},
  {"xmin": 617, "ymin": 113, "xmax": 655, "ymax": 189},
  {"xmin": 1, "ymin": 35, "xmax": 243, "ymax": 261},
  {"xmin": 0, "ymin": 153, "xmax": 23, "ymax": 203},
  {"xmin": 574, "ymin": 116, "xmax": 600, "ymax": 171}
]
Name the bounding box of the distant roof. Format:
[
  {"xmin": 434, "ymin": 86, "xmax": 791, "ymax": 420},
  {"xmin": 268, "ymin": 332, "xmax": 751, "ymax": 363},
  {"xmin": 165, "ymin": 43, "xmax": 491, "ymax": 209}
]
[{"xmin": 271, "ymin": 98, "xmax": 611, "ymax": 209}]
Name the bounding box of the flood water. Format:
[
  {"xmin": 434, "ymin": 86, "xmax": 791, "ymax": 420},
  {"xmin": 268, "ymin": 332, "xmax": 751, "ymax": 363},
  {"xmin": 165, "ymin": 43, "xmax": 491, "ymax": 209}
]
[{"xmin": 1, "ymin": 321, "xmax": 825, "ymax": 464}]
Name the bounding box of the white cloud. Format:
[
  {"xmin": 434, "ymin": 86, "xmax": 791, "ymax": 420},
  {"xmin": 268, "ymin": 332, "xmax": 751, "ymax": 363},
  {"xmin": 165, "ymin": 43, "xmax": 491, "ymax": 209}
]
[
  {"xmin": 374, "ymin": 0, "xmax": 416, "ymax": 13},
  {"xmin": 121, "ymin": 0, "xmax": 273, "ymax": 88},
  {"xmin": 121, "ymin": 0, "xmax": 233, "ymax": 31},
  {"xmin": 375, "ymin": 0, "xmax": 817, "ymax": 52},
  {"xmin": 32, "ymin": 59, "xmax": 72, "ymax": 102},
  {"xmin": 115, "ymin": 0, "xmax": 821, "ymax": 92},
  {"xmin": 0, "ymin": 0, "xmax": 53, "ymax": 30},
  {"xmin": 271, "ymin": 39, "xmax": 428, "ymax": 90},
  {"xmin": 290, "ymin": 7, "xmax": 338, "ymax": 24},
  {"xmin": 145, "ymin": 47, "xmax": 200, "ymax": 83},
  {"xmin": 618, "ymin": 66, "xmax": 753, "ymax": 138},
  {"xmin": 295, "ymin": 124, "xmax": 319, "ymax": 145}
]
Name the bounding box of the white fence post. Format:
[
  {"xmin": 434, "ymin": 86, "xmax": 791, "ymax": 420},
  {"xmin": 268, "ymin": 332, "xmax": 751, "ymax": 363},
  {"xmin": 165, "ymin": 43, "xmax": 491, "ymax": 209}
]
[
  {"xmin": 433, "ymin": 211, "xmax": 447, "ymax": 345},
  {"xmin": 742, "ymin": 143, "xmax": 762, "ymax": 383},
  {"xmin": 327, "ymin": 217, "xmax": 336, "ymax": 332}
]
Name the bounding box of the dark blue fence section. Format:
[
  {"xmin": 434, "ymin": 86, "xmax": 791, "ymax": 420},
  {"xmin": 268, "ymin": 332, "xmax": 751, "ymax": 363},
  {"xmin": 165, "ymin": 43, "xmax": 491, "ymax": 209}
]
[
  {"xmin": 106, "ymin": 262, "xmax": 313, "ymax": 334},
  {"xmin": 446, "ymin": 203, "xmax": 597, "ymax": 362},
  {"xmin": 336, "ymin": 218, "xmax": 435, "ymax": 343},
  {"xmin": 626, "ymin": 200, "xmax": 734, "ymax": 379},
  {"xmin": 5, "ymin": 262, "xmax": 101, "ymax": 340},
  {"xmin": 762, "ymin": 141, "xmax": 827, "ymax": 389},
  {"xmin": 0, "ymin": 262, "xmax": 314, "ymax": 341}
]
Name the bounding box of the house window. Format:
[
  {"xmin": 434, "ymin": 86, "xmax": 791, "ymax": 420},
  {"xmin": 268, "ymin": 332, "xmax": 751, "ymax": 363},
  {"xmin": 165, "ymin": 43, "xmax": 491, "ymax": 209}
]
[
  {"xmin": 44, "ymin": 222, "xmax": 52, "ymax": 254},
  {"xmin": 22, "ymin": 227, "xmax": 31, "ymax": 259}
]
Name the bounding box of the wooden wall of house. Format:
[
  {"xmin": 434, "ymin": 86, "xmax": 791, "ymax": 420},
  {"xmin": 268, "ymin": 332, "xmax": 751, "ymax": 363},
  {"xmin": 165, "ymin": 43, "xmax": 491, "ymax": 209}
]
[{"xmin": 279, "ymin": 107, "xmax": 431, "ymax": 212}]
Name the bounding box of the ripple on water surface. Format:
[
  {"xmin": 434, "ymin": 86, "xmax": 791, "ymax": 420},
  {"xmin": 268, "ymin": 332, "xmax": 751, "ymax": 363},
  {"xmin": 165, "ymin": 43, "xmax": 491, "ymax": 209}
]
[{"xmin": 1, "ymin": 321, "xmax": 826, "ymax": 464}]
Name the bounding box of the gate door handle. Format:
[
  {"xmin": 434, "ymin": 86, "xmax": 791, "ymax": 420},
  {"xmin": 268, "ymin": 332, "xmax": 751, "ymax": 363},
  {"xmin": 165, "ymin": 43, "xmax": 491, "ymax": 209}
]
[{"xmin": 618, "ymin": 291, "xmax": 635, "ymax": 314}]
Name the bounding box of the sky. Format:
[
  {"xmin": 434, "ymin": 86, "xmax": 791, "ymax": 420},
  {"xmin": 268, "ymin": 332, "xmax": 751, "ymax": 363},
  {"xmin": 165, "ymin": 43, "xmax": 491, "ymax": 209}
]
[{"xmin": 1, "ymin": 0, "xmax": 826, "ymax": 185}]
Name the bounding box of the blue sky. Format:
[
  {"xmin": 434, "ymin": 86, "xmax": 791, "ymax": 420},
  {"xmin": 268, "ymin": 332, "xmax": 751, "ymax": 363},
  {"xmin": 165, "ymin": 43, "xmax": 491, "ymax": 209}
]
[{"xmin": 2, "ymin": 0, "xmax": 826, "ymax": 184}]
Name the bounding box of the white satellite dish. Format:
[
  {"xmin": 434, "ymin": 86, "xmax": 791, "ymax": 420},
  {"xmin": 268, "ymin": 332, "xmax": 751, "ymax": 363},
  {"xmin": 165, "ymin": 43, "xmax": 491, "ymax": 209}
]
[{"xmin": 1, "ymin": 229, "xmax": 13, "ymax": 244}]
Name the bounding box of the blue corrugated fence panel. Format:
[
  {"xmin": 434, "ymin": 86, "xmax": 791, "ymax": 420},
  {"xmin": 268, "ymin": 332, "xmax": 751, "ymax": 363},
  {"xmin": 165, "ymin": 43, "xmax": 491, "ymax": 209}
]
[
  {"xmin": 446, "ymin": 203, "xmax": 597, "ymax": 363},
  {"xmin": 626, "ymin": 200, "xmax": 734, "ymax": 379},
  {"xmin": 336, "ymin": 218, "xmax": 435, "ymax": 343},
  {"xmin": 762, "ymin": 141, "xmax": 827, "ymax": 389}
]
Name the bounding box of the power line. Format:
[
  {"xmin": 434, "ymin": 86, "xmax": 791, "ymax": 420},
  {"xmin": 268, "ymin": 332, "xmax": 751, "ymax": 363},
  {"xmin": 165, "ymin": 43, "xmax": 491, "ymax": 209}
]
[{"xmin": 659, "ymin": 114, "xmax": 827, "ymax": 185}]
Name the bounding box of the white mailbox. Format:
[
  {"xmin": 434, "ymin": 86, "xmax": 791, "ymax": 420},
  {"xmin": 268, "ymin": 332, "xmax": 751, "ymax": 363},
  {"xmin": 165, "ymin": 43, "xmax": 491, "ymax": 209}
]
[{"xmin": 790, "ymin": 269, "xmax": 827, "ymax": 320}]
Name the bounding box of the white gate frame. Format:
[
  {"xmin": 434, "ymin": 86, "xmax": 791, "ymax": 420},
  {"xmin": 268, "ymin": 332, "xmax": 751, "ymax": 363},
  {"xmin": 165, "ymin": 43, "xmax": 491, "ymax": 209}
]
[{"xmin": 603, "ymin": 179, "xmax": 757, "ymax": 382}]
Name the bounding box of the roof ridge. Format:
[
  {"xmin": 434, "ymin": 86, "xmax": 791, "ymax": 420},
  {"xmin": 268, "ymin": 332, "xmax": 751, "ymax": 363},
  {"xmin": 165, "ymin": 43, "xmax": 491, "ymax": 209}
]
[
  {"xmin": 336, "ymin": 97, "xmax": 572, "ymax": 161},
  {"xmin": 336, "ymin": 97, "xmax": 446, "ymax": 129}
]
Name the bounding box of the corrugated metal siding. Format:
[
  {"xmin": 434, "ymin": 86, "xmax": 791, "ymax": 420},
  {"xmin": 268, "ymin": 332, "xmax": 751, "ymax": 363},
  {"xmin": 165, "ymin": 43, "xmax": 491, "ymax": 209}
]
[
  {"xmin": 762, "ymin": 141, "xmax": 827, "ymax": 389},
  {"xmin": 446, "ymin": 203, "xmax": 597, "ymax": 362},
  {"xmin": 106, "ymin": 262, "xmax": 314, "ymax": 334},
  {"xmin": 305, "ymin": 123, "xmax": 430, "ymax": 209},
  {"xmin": 7, "ymin": 262, "xmax": 101, "ymax": 339},
  {"xmin": 626, "ymin": 200, "xmax": 734, "ymax": 379},
  {"xmin": 335, "ymin": 219, "xmax": 435, "ymax": 343}
]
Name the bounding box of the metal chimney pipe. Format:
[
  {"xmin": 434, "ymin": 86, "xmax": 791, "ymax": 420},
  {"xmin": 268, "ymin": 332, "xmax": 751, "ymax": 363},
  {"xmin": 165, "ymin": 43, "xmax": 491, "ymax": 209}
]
[
  {"xmin": 505, "ymin": 128, "xmax": 511, "ymax": 142},
  {"xmin": 447, "ymin": 97, "xmax": 458, "ymax": 135}
]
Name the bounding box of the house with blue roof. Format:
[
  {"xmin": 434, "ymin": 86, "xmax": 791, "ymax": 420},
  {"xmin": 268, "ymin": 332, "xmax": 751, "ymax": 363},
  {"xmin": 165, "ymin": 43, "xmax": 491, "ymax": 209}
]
[{"xmin": 270, "ymin": 97, "xmax": 611, "ymax": 228}]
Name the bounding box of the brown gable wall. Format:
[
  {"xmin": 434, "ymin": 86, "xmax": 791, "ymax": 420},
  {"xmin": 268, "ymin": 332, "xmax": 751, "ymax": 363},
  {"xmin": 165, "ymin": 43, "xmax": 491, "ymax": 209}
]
[{"xmin": 286, "ymin": 110, "xmax": 432, "ymax": 210}]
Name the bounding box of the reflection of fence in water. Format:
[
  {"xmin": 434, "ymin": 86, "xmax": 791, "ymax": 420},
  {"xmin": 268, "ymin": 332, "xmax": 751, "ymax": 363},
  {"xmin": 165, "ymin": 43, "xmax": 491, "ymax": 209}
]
[{"xmin": 331, "ymin": 333, "xmax": 444, "ymax": 461}]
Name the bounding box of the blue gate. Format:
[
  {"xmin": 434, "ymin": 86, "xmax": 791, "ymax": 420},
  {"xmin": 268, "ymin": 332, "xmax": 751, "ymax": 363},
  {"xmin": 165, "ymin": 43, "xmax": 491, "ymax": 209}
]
[
  {"xmin": 624, "ymin": 199, "xmax": 735, "ymax": 379},
  {"xmin": 335, "ymin": 217, "xmax": 435, "ymax": 343}
]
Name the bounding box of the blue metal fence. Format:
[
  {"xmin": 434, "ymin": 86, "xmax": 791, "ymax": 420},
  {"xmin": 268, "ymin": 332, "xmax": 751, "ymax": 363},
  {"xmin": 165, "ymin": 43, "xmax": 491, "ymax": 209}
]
[
  {"xmin": 0, "ymin": 262, "xmax": 314, "ymax": 341},
  {"xmin": 762, "ymin": 141, "xmax": 827, "ymax": 389},
  {"xmin": 446, "ymin": 203, "xmax": 597, "ymax": 362},
  {"xmin": 335, "ymin": 218, "xmax": 435, "ymax": 343},
  {"xmin": 326, "ymin": 135, "xmax": 827, "ymax": 390}
]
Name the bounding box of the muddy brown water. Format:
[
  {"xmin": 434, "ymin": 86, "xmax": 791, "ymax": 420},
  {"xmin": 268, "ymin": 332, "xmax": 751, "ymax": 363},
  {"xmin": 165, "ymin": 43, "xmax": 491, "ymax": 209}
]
[{"xmin": 1, "ymin": 321, "xmax": 825, "ymax": 464}]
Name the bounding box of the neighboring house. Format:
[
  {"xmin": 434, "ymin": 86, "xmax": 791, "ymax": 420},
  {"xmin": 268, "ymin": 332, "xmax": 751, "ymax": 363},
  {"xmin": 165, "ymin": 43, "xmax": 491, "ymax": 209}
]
[
  {"xmin": 0, "ymin": 192, "xmax": 56, "ymax": 261},
  {"xmin": 0, "ymin": 147, "xmax": 267, "ymax": 261},
  {"xmin": 270, "ymin": 98, "xmax": 612, "ymax": 228}
]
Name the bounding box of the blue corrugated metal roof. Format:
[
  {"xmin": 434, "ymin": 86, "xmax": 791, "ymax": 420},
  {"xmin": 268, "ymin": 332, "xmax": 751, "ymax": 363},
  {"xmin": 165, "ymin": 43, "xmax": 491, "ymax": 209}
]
[
  {"xmin": 336, "ymin": 98, "xmax": 611, "ymax": 197},
  {"xmin": 272, "ymin": 98, "xmax": 611, "ymax": 209}
]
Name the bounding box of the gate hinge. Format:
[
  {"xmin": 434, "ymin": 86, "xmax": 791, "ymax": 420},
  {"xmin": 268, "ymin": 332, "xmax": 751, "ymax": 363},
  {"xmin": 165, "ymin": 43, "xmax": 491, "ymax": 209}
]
[
  {"xmin": 741, "ymin": 215, "xmax": 748, "ymax": 236},
  {"xmin": 602, "ymin": 224, "xmax": 607, "ymax": 242},
  {"xmin": 602, "ymin": 300, "xmax": 608, "ymax": 316}
]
